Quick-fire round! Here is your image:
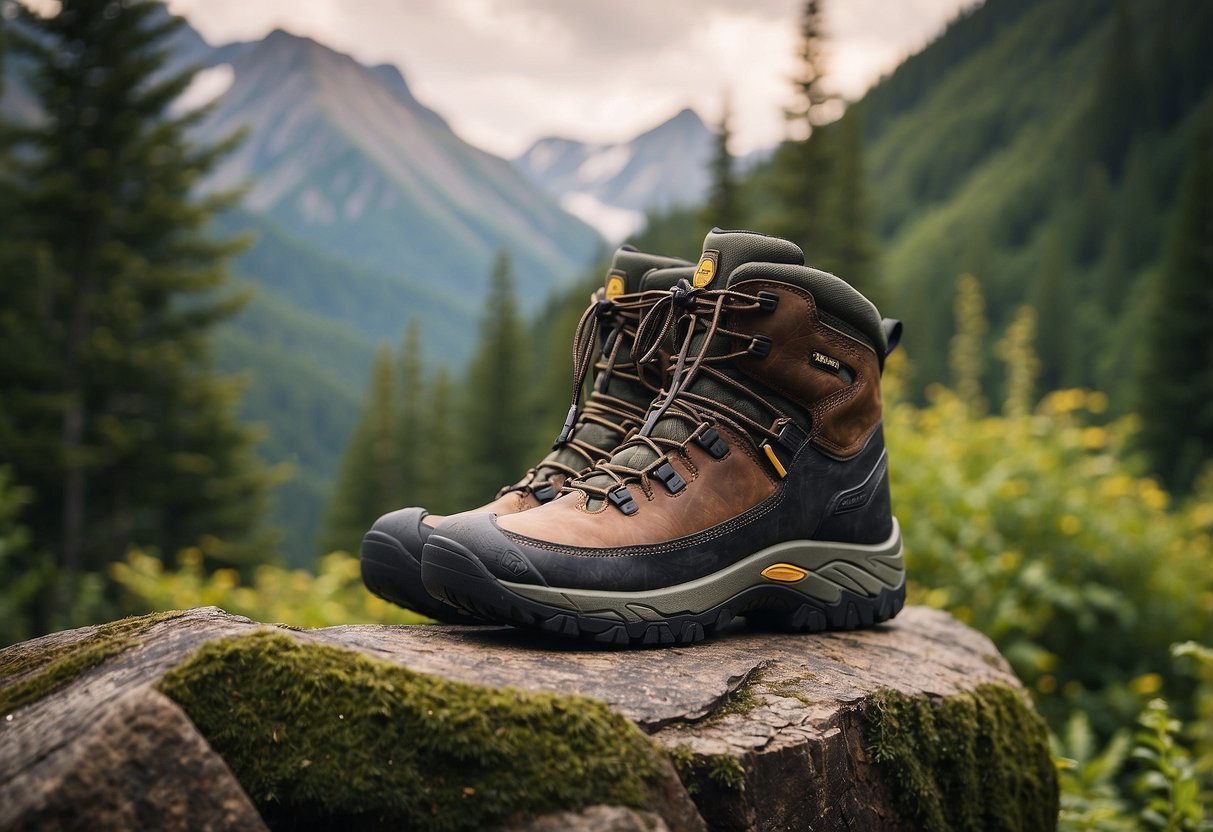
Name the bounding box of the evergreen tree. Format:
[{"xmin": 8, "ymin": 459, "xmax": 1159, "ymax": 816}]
[
  {"xmin": 1030, "ymin": 230, "xmax": 1075, "ymax": 392},
  {"xmin": 0, "ymin": 0, "xmax": 271, "ymax": 624},
  {"xmin": 1137, "ymin": 129, "xmax": 1213, "ymax": 494},
  {"xmin": 1081, "ymin": 1, "xmax": 1139, "ymax": 178},
  {"xmin": 396, "ymin": 319, "xmax": 426, "ymax": 508},
  {"xmin": 822, "ymin": 110, "xmax": 876, "ymax": 294},
  {"xmin": 459, "ymin": 250, "xmax": 531, "ymax": 503},
  {"xmin": 700, "ymin": 95, "xmax": 741, "ymax": 230},
  {"xmin": 320, "ymin": 347, "xmax": 402, "ymax": 554},
  {"xmin": 768, "ymin": 0, "xmax": 834, "ymax": 254},
  {"xmin": 421, "ymin": 366, "xmax": 457, "ymax": 515}
]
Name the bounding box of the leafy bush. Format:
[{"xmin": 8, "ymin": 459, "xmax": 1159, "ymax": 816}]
[
  {"xmin": 111, "ymin": 548, "xmax": 425, "ymax": 628},
  {"xmin": 888, "ymin": 381, "xmax": 1213, "ymax": 735}
]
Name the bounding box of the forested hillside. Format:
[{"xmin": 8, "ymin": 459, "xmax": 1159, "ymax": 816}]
[
  {"xmin": 637, "ymin": 0, "xmax": 1213, "ymax": 414},
  {"xmin": 858, "ymin": 0, "xmax": 1213, "ymax": 406}
]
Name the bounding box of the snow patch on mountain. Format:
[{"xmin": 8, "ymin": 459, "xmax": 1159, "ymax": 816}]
[
  {"xmin": 170, "ymin": 63, "xmax": 234, "ymax": 115},
  {"xmin": 559, "ymin": 193, "xmax": 646, "ymax": 243}
]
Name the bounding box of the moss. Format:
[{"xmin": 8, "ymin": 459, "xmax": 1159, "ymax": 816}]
[
  {"xmin": 666, "ymin": 744, "xmax": 745, "ymax": 796},
  {"xmin": 0, "ymin": 611, "xmax": 181, "ymax": 714},
  {"xmin": 157, "ymin": 630, "xmax": 664, "ymax": 831},
  {"xmin": 864, "ymin": 684, "xmax": 1059, "ymax": 832},
  {"xmin": 763, "ymin": 677, "xmax": 815, "ymax": 706},
  {"xmin": 703, "ymin": 667, "xmax": 766, "ymax": 724},
  {"xmin": 703, "ymin": 754, "xmax": 746, "ymax": 792}
]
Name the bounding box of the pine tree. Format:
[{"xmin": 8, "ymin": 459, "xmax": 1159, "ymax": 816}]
[
  {"xmin": 319, "ymin": 347, "xmax": 401, "ymax": 554},
  {"xmin": 421, "ymin": 366, "xmax": 457, "ymax": 515},
  {"xmin": 1081, "ymin": 1, "xmax": 1139, "ymax": 179},
  {"xmin": 700, "ymin": 95, "xmax": 741, "ymax": 230},
  {"xmin": 1137, "ymin": 129, "xmax": 1213, "ymax": 494},
  {"xmin": 0, "ymin": 0, "xmax": 272, "ymax": 623},
  {"xmin": 459, "ymin": 250, "xmax": 531, "ymax": 503},
  {"xmin": 822, "ymin": 109, "xmax": 876, "ymax": 294},
  {"xmin": 396, "ymin": 319, "xmax": 426, "ymax": 508},
  {"xmin": 768, "ymin": 0, "xmax": 834, "ymax": 254},
  {"xmin": 1030, "ymin": 230, "xmax": 1075, "ymax": 392}
]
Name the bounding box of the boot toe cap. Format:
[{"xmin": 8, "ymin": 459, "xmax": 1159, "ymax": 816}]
[
  {"xmin": 423, "ymin": 512, "xmax": 548, "ymax": 587},
  {"xmin": 362, "ymin": 506, "xmax": 433, "ymax": 566}
]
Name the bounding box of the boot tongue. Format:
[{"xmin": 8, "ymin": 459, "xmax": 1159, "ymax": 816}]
[
  {"xmin": 690, "ymin": 229, "xmax": 804, "ymax": 290},
  {"xmin": 586, "ymin": 231, "xmax": 804, "ymax": 491}
]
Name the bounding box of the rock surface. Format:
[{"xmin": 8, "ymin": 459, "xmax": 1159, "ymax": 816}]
[{"xmin": 0, "ymin": 606, "xmax": 1057, "ymax": 831}]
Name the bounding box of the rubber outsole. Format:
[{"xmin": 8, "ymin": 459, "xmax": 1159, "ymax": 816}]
[
  {"xmin": 420, "ymin": 534, "xmax": 906, "ymax": 646},
  {"xmin": 360, "ymin": 529, "xmax": 483, "ymax": 625}
]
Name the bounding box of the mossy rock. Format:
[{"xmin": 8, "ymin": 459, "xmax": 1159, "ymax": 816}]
[
  {"xmin": 0, "ymin": 611, "xmax": 181, "ymax": 715},
  {"xmin": 864, "ymin": 684, "xmax": 1059, "ymax": 831},
  {"xmin": 157, "ymin": 630, "xmax": 672, "ymax": 831}
]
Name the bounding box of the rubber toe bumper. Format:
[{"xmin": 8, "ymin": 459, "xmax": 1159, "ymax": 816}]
[{"xmin": 360, "ymin": 507, "xmax": 482, "ymax": 624}]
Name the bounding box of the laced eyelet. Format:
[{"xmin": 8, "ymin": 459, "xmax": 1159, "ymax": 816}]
[
  {"xmin": 757, "ymin": 291, "xmax": 779, "ymax": 313},
  {"xmin": 607, "ymin": 485, "xmax": 639, "ymax": 516},
  {"xmin": 694, "ymin": 427, "xmax": 729, "ymax": 459},
  {"xmin": 748, "ymin": 335, "xmax": 772, "ymax": 357},
  {"xmin": 650, "ymin": 461, "xmax": 686, "ymax": 494}
]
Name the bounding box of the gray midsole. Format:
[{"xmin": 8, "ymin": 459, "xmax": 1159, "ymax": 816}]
[{"xmin": 500, "ymin": 518, "xmax": 904, "ymax": 623}]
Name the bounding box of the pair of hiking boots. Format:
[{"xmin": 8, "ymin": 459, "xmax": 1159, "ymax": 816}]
[{"xmin": 361, "ymin": 229, "xmax": 905, "ymax": 646}]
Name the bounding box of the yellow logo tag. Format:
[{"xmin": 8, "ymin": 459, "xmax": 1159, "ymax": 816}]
[
  {"xmin": 692, "ymin": 255, "xmax": 717, "ymax": 288},
  {"xmin": 605, "ymin": 274, "xmax": 625, "ymax": 300}
]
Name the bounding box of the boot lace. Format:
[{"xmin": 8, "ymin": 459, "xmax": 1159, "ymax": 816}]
[
  {"xmin": 568, "ymin": 281, "xmax": 797, "ymax": 512},
  {"xmin": 499, "ymin": 289, "xmax": 671, "ymax": 500}
]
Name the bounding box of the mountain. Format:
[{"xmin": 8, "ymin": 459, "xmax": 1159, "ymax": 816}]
[
  {"xmin": 1, "ymin": 13, "xmax": 605, "ymax": 565},
  {"xmin": 514, "ymin": 108, "xmax": 717, "ymax": 241},
  {"xmin": 191, "ymin": 29, "xmax": 600, "ymax": 306}
]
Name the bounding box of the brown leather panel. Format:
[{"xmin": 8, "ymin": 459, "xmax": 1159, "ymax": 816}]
[
  {"xmin": 731, "ymin": 279, "xmax": 882, "ymax": 458},
  {"xmin": 423, "ymin": 474, "xmax": 570, "ymax": 528},
  {"xmin": 496, "ymin": 425, "xmax": 778, "ymax": 548}
]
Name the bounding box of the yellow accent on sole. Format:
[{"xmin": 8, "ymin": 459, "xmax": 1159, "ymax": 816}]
[{"xmin": 761, "ymin": 563, "xmax": 808, "ymax": 583}]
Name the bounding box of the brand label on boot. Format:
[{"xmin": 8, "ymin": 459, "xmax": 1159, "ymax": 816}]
[
  {"xmin": 693, "ymin": 250, "xmax": 719, "ymax": 288},
  {"xmin": 604, "ymin": 270, "xmax": 627, "ymax": 299},
  {"xmin": 811, "ymin": 351, "xmax": 841, "ymax": 373}
]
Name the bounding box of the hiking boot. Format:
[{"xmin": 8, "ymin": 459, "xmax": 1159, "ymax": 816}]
[
  {"xmin": 361, "ymin": 247, "xmax": 694, "ymax": 622},
  {"xmin": 420, "ymin": 230, "xmax": 905, "ymax": 643}
]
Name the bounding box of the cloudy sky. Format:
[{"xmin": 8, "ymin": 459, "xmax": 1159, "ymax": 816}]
[{"xmin": 166, "ymin": 0, "xmax": 979, "ymax": 157}]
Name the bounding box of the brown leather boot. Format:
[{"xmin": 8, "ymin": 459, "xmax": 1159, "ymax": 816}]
[
  {"xmin": 361, "ymin": 247, "xmax": 692, "ymax": 622},
  {"xmin": 421, "ymin": 230, "xmax": 904, "ymax": 643}
]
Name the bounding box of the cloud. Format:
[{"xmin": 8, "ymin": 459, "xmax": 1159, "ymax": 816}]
[{"xmin": 166, "ymin": 0, "xmax": 978, "ymax": 156}]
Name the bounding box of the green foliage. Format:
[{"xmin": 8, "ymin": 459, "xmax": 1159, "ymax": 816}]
[
  {"xmin": 949, "ymin": 274, "xmax": 988, "ymax": 414},
  {"xmin": 1137, "ymin": 127, "xmax": 1213, "ymax": 495},
  {"xmin": 0, "ymin": 0, "xmax": 275, "ymax": 634},
  {"xmin": 1133, "ymin": 699, "xmax": 1208, "ymax": 831},
  {"xmin": 890, "ymin": 380, "xmax": 1213, "ymax": 734},
  {"xmin": 157, "ymin": 630, "xmax": 663, "ymax": 831},
  {"xmin": 110, "ymin": 547, "xmax": 423, "ymax": 628},
  {"xmin": 1053, "ymin": 711, "xmax": 1135, "ymax": 831},
  {"xmin": 864, "ymin": 684, "xmax": 1058, "ymax": 832}
]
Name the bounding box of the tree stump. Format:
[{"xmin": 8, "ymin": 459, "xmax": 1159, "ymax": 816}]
[{"xmin": 0, "ymin": 606, "xmax": 1057, "ymax": 831}]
